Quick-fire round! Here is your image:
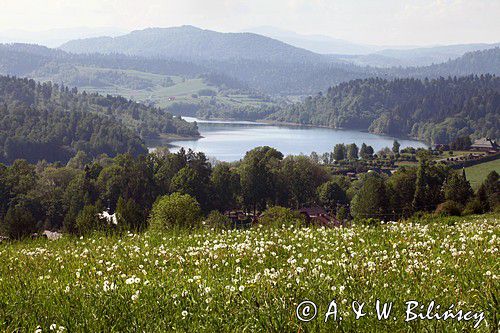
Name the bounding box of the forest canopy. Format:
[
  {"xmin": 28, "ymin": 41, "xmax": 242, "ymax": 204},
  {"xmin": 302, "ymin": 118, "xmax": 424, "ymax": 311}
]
[
  {"xmin": 0, "ymin": 75, "xmax": 198, "ymax": 163},
  {"xmin": 269, "ymin": 75, "xmax": 500, "ymax": 144}
]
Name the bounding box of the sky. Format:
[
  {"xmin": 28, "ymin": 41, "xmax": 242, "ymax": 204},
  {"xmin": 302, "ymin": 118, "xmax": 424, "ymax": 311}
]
[{"xmin": 0, "ymin": 0, "xmax": 499, "ymax": 46}]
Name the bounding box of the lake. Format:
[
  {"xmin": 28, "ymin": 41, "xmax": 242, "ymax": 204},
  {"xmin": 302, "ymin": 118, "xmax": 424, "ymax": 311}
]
[{"xmin": 148, "ymin": 117, "xmax": 428, "ymax": 162}]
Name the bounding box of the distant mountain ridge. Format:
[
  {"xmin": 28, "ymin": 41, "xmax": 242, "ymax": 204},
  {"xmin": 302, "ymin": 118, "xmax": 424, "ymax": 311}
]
[
  {"xmin": 59, "ymin": 25, "xmax": 326, "ymax": 63},
  {"xmin": 0, "ymin": 27, "xmax": 127, "ymax": 48},
  {"xmin": 244, "ymin": 26, "xmax": 500, "ymax": 67},
  {"xmin": 244, "ymin": 26, "xmax": 379, "ymax": 55},
  {"xmin": 2, "ymin": 43, "xmax": 499, "ymax": 96}
]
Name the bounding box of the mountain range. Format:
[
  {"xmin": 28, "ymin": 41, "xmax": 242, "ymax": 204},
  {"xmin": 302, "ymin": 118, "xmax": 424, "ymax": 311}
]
[
  {"xmin": 1, "ymin": 25, "xmax": 499, "ymax": 96},
  {"xmin": 243, "ymin": 26, "xmax": 500, "ymax": 67},
  {"xmin": 0, "ymin": 27, "xmax": 127, "ymax": 48},
  {"xmin": 60, "ymin": 26, "xmax": 325, "ymax": 63},
  {"xmin": 60, "ymin": 26, "xmax": 500, "ymax": 66}
]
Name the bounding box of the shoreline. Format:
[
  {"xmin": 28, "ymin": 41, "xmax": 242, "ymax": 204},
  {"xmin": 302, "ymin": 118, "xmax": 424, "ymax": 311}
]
[{"xmin": 186, "ymin": 116, "xmax": 429, "ymax": 145}]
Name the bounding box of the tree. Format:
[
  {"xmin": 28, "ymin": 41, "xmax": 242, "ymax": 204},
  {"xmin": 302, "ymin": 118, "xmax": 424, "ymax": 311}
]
[
  {"xmin": 332, "ymin": 144, "xmax": 346, "ymax": 161},
  {"xmin": 149, "ymin": 193, "xmax": 202, "ymax": 230},
  {"xmin": 66, "ymin": 151, "xmax": 91, "ymax": 169},
  {"xmin": 442, "ymin": 172, "xmax": 473, "ymax": 205},
  {"xmin": 170, "ymin": 165, "xmax": 211, "ymax": 211},
  {"xmin": 477, "ymin": 171, "xmax": 499, "ymax": 211},
  {"xmin": 63, "ymin": 171, "xmax": 97, "ymax": 233},
  {"xmin": 210, "ymin": 163, "xmax": 240, "ymax": 212},
  {"xmin": 386, "ymin": 167, "xmax": 417, "ymax": 218},
  {"xmin": 115, "ymin": 197, "xmax": 146, "ymax": 231},
  {"xmin": 413, "ymin": 158, "xmax": 448, "ymax": 212},
  {"xmin": 360, "ymin": 143, "xmax": 374, "ymax": 160},
  {"xmin": 350, "ymin": 173, "xmax": 389, "ymax": 220},
  {"xmin": 309, "ymin": 152, "xmax": 320, "ymax": 163},
  {"xmin": 317, "ymin": 181, "xmax": 348, "ymax": 213},
  {"xmin": 239, "ymin": 147, "xmax": 283, "ymax": 214},
  {"xmin": 450, "ymin": 136, "xmax": 472, "ymax": 150},
  {"xmin": 1, "ymin": 202, "xmax": 37, "ymax": 239},
  {"xmin": 346, "ymin": 143, "xmax": 359, "ymax": 160},
  {"xmin": 75, "ymin": 204, "xmax": 105, "ymax": 235},
  {"xmin": 392, "ymin": 140, "xmax": 400, "ymax": 154},
  {"xmin": 280, "ymin": 155, "xmax": 329, "ymax": 208}
]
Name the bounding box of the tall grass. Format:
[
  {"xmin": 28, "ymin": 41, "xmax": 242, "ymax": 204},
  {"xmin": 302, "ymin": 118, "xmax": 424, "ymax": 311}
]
[{"xmin": 0, "ymin": 214, "xmax": 498, "ymax": 332}]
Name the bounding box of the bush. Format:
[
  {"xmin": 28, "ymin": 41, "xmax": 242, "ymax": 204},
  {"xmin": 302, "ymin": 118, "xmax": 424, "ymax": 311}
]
[
  {"xmin": 203, "ymin": 211, "xmax": 232, "ymax": 229},
  {"xmin": 435, "ymin": 200, "xmax": 463, "ymax": 217},
  {"xmin": 149, "ymin": 193, "xmax": 202, "ymax": 230},
  {"xmin": 463, "ymin": 197, "xmax": 486, "ymax": 215},
  {"xmin": 75, "ymin": 205, "xmax": 106, "ymax": 235},
  {"xmin": 258, "ymin": 206, "xmax": 305, "ymax": 227},
  {"xmin": 357, "ymin": 217, "xmax": 381, "ymax": 227}
]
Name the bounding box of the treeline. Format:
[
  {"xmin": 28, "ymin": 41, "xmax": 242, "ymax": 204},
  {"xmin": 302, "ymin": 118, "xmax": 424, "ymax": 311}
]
[
  {"xmin": 168, "ymin": 100, "xmax": 279, "ymax": 121},
  {"xmin": 0, "ymin": 44, "xmax": 205, "ymax": 78},
  {"xmin": 270, "ymin": 75, "xmax": 500, "ymax": 144},
  {"xmin": 1, "ymin": 146, "xmax": 498, "ymax": 239},
  {"xmin": 0, "ymin": 75, "xmax": 198, "ymax": 163},
  {"xmin": 397, "ymin": 47, "xmax": 500, "ymax": 78}
]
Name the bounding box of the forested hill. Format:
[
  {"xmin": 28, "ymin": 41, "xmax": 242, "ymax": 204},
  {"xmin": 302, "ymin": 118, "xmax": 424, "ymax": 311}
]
[
  {"xmin": 59, "ymin": 26, "xmax": 325, "ymax": 63},
  {"xmin": 398, "ymin": 47, "xmax": 500, "ymax": 78},
  {"xmin": 269, "ymin": 75, "xmax": 500, "ymax": 144},
  {"xmin": 0, "ymin": 75, "xmax": 198, "ymax": 163},
  {"xmin": 2, "ymin": 43, "xmax": 500, "ymax": 96}
]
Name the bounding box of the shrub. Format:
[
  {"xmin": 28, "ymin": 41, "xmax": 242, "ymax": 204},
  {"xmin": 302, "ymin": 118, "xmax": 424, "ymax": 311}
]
[
  {"xmin": 149, "ymin": 193, "xmax": 202, "ymax": 230},
  {"xmin": 204, "ymin": 211, "xmax": 232, "ymax": 229},
  {"xmin": 463, "ymin": 197, "xmax": 486, "ymax": 215},
  {"xmin": 435, "ymin": 200, "xmax": 463, "ymax": 216},
  {"xmin": 258, "ymin": 206, "xmax": 305, "ymax": 227},
  {"xmin": 75, "ymin": 205, "xmax": 105, "ymax": 235}
]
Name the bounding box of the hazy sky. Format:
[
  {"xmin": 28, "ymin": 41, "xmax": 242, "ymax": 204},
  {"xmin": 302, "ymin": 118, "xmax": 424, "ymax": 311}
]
[{"xmin": 0, "ymin": 0, "xmax": 499, "ymax": 45}]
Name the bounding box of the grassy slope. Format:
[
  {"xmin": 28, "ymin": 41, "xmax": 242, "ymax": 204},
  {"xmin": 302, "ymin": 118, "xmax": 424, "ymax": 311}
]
[
  {"xmin": 34, "ymin": 65, "xmax": 272, "ymax": 109},
  {"xmin": 465, "ymin": 158, "xmax": 500, "ymax": 189},
  {"xmin": 0, "ymin": 213, "xmax": 498, "ymax": 332}
]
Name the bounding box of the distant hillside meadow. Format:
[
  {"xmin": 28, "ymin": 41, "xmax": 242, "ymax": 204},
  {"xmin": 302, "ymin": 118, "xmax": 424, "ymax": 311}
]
[{"xmin": 0, "ymin": 214, "xmax": 497, "ymax": 331}]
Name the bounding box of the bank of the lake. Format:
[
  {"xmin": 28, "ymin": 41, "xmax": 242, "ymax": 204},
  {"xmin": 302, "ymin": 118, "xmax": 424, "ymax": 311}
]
[{"xmin": 147, "ymin": 117, "xmax": 428, "ymax": 162}]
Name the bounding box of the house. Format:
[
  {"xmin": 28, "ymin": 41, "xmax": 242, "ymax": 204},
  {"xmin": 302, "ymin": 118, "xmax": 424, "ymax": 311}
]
[
  {"xmin": 99, "ymin": 211, "xmax": 118, "ymax": 225},
  {"xmin": 225, "ymin": 211, "xmax": 252, "ymax": 228},
  {"xmin": 470, "ymin": 138, "xmax": 498, "ymax": 152},
  {"xmin": 298, "ymin": 206, "xmax": 342, "ymax": 227}
]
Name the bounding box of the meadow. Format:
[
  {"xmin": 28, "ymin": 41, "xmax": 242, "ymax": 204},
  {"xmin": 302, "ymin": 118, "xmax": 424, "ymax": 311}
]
[
  {"xmin": 34, "ymin": 65, "xmax": 272, "ymax": 109},
  {"xmin": 465, "ymin": 159, "xmax": 500, "ymax": 190},
  {"xmin": 0, "ymin": 214, "xmax": 498, "ymax": 332}
]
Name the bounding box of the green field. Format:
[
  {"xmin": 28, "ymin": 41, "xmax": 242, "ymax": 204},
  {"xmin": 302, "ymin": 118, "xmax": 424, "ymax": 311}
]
[
  {"xmin": 465, "ymin": 158, "xmax": 500, "ymax": 189},
  {"xmin": 34, "ymin": 65, "xmax": 272, "ymax": 109},
  {"xmin": 0, "ymin": 214, "xmax": 498, "ymax": 332}
]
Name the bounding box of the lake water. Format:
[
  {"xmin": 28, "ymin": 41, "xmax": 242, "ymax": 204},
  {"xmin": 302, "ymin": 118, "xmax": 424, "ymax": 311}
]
[{"xmin": 148, "ymin": 117, "xmax": 428, "ymax": 162}]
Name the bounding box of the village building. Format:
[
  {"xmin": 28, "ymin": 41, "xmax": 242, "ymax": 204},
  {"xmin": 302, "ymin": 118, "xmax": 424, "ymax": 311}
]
[
  {"xmin": 470, "ymin": 138, "xmax": 498, "ymax": 152},
  {"xmin": 299, "ymin": 206, "xmax": 342, "ymax": 227}
]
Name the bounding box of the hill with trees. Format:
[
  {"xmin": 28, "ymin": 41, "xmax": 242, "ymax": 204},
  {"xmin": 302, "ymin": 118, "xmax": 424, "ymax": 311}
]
[
  {"xmin": 269, "ymin": 75, "xmax": 500, "ymax": 144},
  {"xmin": 59, "ymin": 25, "xmax": 327, "ymax": 63},
  {"xmin": 2, "ymin": 43, "xmax": 500, "ymax": 97},
  {"xmin": 0, "ymin": 75, "xmax": 198, "ymax": 163},
  {"xmin": 398, "ymin": 47, "xmax": 500, "ymax": 77}
]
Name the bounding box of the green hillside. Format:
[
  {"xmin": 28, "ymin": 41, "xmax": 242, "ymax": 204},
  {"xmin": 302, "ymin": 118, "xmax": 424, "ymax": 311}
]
[{"xmin": 465, "ymin": 159, "xmax": 500, "ymax": 189}]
